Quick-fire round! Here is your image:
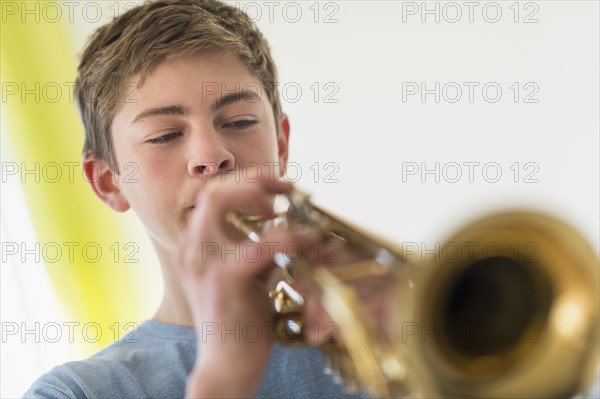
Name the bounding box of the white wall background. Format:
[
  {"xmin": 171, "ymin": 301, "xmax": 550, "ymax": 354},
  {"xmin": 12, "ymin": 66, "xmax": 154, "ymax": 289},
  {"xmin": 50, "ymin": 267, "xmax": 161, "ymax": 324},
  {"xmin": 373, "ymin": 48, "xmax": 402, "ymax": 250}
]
[
  {"xmin": 253, "ymin": 0, "xmax": 599, "ymax": 249},
  {"xmin": 2, "ymin": 1, "xmax": 598, "ymax": 397}
]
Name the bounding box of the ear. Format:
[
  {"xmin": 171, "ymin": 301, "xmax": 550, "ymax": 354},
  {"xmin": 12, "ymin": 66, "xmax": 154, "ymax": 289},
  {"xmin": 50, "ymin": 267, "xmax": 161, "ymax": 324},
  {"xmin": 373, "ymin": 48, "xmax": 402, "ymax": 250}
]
[
  {"xmin": 277, "ymin": 113, "xmax": 290, "ymax": 176},
  {"xmin": 83, "ymin": 154, "xmax": 130, "ymax": 212}
]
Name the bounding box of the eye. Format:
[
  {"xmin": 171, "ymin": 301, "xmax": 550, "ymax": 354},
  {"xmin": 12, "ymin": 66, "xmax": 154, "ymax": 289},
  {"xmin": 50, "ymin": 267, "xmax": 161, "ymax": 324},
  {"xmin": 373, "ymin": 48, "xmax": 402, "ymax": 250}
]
[
  {"xmin": 224, "ymin": 119, "xmax": 258, "ymax": 129},
  {"xmin": 146, "ymin": 131, "xmax": 182, "ymax": 144}
]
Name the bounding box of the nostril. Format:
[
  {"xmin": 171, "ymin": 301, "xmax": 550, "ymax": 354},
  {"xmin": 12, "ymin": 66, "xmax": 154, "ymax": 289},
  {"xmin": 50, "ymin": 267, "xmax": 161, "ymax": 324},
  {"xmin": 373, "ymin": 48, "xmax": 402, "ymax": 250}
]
[
  {"xmin": 218, "ymin": 160, "xmax": 232, "ymax": 171},
  {"xmin": 191, "ymin": 157, "xmax": 234, "ymax": 176},
  {"xmin": 195, "ymin": 163, "xmax": 218, "ymax": 175}
]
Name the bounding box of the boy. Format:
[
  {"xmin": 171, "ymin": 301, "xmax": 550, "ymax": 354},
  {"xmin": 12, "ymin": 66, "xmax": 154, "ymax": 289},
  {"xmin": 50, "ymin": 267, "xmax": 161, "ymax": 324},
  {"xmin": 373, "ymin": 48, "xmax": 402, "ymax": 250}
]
[{"xmin": 25, "ymin": 0, "xmax": 367, "ymax": 398}]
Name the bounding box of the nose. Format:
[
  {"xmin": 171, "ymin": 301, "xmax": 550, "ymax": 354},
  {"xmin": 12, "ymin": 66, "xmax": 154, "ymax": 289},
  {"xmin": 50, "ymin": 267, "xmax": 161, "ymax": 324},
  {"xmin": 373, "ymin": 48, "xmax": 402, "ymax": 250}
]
[{"xmin": 187, "ymin": 129, "xmax": 235, "ymax": 177}]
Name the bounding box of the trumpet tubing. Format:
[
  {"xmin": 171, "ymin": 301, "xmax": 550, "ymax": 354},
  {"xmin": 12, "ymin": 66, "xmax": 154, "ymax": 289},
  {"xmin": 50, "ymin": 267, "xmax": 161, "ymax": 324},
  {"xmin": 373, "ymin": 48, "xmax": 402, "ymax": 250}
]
[{"xmin": 227, "ymin": 190, "xmax": 600, "ymax": 398}]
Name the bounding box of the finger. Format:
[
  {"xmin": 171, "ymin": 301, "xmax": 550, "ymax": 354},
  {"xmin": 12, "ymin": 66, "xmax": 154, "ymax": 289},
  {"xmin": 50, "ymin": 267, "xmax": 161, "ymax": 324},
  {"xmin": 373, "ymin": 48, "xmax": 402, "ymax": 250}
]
[
  {"xmin": 228, "ymin": 226, "xmax": 319, "ymax": 280},
  {"xmin": 177, "ymin": 179, "xmax": 299, "ymax": 283},
  {"xmin": 191, "ymin": 179, "xmax": 291, "ymax": 239},
  {"xmin": 195, "ymin": 176, "xmax": 292, "ymax": 211}
]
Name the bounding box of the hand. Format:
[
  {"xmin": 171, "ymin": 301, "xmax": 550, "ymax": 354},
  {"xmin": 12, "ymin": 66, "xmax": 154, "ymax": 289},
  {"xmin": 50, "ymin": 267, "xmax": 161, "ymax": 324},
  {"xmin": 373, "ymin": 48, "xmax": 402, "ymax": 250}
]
[
  {"xmin": 174, "ymin": 178, "xmax": 315, "ymax": 398},
  {"xmin": 295, "ymin": 234, "xmax": 395, "ymax": 345}
]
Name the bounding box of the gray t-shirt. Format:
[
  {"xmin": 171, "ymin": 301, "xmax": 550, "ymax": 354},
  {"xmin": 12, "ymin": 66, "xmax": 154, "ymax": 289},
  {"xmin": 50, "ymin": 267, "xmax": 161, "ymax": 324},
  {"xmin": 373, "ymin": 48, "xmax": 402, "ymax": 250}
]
[{"xmin": 23, "ymin": 320, "xmax": 369, "ymax": 399}]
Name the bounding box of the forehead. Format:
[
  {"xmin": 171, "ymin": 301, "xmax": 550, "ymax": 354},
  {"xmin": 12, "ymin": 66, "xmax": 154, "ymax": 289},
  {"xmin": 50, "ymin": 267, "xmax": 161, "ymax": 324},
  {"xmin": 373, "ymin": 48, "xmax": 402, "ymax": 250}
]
[
  {"xmin": 136, "ymin": 52, "xmax": 261, "ymax": 99},
  {"xmin": 114, "ymin": 52, "xmax": 268, "ymax": 115},
  {"xmin": 110, "ymin": 52, "xmax": 273, "ymax": 129}
]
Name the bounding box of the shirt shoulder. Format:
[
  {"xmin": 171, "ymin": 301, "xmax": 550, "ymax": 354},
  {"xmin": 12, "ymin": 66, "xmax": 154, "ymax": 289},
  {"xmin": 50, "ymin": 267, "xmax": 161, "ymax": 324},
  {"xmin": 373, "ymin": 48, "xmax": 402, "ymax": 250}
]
[
  {"xmin": 23, "ymin": 364, "xmax": 88, "ymax": 399},
  {"xmin": 23, "ymin": 320, "xmax": 196, "ymax": 399},
  {"xmin": 24, "ymin": 320, "xmax": 368, "ymax": 399}
]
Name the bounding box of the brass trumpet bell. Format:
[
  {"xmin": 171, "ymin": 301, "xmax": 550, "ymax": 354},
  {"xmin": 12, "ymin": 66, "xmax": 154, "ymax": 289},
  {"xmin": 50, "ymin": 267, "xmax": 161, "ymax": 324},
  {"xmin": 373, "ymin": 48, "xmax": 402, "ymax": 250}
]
[{"xmin": 227, "ymin": 190, "xmax": 599, "ymax": 398}]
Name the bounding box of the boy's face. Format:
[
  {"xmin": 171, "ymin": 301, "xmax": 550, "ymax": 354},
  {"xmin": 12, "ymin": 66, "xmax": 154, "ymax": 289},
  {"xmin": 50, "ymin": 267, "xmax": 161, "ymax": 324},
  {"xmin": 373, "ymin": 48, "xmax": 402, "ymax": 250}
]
[{"xmin": 97, "ymin": 52, "xmax": 289, "ymax": 251}]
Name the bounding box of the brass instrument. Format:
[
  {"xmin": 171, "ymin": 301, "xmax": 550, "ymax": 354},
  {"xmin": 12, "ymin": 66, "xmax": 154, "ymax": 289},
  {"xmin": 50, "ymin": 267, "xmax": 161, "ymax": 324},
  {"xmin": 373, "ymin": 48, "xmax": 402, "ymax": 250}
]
[{"xmin": 227, "ymin": 190, "xmax": 599, "ymax": 398}]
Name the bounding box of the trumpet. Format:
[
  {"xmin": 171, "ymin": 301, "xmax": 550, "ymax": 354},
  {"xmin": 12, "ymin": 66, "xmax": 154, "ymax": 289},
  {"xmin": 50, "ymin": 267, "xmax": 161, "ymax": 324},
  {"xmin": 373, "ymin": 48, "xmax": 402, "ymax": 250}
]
[{"xmin": 227, "ymin": 190, "xmax": 599, "ymax": 398}]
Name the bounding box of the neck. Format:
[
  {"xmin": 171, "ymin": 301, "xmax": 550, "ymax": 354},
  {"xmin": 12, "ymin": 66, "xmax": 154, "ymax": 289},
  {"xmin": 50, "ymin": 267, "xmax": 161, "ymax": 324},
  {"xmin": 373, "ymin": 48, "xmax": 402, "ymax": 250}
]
[{"xmin": 151, "ymin": 240, "xmax": 194, "ymax": 327}]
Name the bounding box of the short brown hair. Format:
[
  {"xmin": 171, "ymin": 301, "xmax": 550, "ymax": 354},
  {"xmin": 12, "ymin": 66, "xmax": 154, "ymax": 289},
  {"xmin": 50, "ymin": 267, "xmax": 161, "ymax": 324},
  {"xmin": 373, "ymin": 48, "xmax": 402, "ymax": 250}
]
[{"xmin": 76, "ymin": 0, "xmax": 281, "ymax": 170}]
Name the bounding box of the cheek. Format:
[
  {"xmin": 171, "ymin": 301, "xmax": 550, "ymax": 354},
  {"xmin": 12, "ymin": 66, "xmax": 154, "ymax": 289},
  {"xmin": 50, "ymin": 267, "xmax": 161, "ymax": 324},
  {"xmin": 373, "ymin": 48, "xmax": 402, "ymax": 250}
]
[
  {"xmin": 117, "ymin": 158, "xmax": 179, "ymax": 209},
  {"xmin": 243, "ymin": 133, "xmax": 279, "ymax": 159},
  {"xmin": 234, "ymin": 137, "xmax": 281, "ymax": 177}
]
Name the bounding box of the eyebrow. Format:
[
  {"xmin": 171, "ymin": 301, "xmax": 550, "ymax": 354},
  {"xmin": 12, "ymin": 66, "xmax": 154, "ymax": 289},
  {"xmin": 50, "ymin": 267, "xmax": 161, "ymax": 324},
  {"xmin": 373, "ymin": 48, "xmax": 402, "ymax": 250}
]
[
  {"xmin": 131, "ymin": 91, "xmax": 262, "ymax": 125},
  {"xmin": 210, "ymin": 91, "xmax": 261, "ymax": 113},
  {"xmin": 132, "ymin": 104, "xmax": 191, "ymax": 124}
]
